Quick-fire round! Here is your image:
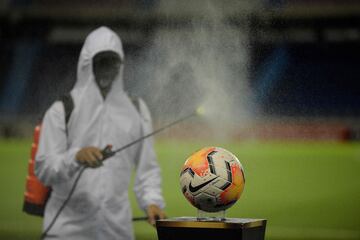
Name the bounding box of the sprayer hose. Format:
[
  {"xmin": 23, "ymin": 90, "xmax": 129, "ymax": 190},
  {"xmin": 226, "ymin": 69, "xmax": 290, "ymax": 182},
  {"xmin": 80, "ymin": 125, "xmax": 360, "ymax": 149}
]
[{"xmin": 40, "ymin": 166, "xmax": 86, "ymax": 239}]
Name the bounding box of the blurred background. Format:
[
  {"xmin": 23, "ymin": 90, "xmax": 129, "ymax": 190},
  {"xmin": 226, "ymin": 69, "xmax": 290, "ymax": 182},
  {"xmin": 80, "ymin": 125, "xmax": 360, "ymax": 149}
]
[{"xmin": 0, "ymin": 0, "xmax": 359, "ymax": 239}]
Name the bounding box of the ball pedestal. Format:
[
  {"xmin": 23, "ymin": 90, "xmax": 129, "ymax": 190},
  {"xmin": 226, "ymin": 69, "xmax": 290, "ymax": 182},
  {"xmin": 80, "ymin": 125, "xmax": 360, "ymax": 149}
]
[
  {"xmin": 197, "ymin": 209, "xmax": 226, "ymax": 221},
  {"xmin": 156, "ymin": 217, "xmax": 267, "ymax": 240}
]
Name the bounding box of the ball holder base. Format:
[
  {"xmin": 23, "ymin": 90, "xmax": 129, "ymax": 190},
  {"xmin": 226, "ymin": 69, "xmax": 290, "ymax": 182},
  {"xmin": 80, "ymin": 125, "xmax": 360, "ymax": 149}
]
[
  {"xmin": 197, "ymin": 209, "xmax": 226, "ymax": 221},
  {"xmin": 156, "ymin": 217, "xmax": 267, "ymax": 240}
]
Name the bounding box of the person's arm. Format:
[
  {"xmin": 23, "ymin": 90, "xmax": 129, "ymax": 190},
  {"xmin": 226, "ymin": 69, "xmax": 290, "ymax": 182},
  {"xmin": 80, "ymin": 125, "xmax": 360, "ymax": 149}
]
[
  {"xmin": 35, "ymin": 101, "xmax": 81, "ymax": 186},
  {"xmin": 134, "ymin": 99, "xmax": 166, "ymax": 225}
]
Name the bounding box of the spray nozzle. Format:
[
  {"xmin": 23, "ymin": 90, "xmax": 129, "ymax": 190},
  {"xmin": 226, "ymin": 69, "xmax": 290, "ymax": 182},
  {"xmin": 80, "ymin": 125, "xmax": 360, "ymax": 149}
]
[{"xmin": 196, "ymin": 106, "xmax": 205, "ymax": 116}]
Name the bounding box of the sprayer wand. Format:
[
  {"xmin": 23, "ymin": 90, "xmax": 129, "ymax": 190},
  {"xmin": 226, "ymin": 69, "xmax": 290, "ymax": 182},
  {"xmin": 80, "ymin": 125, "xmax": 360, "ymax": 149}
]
[{"xmin": 101, "ymin": 107, "xmax": 204, "ymax": 160}]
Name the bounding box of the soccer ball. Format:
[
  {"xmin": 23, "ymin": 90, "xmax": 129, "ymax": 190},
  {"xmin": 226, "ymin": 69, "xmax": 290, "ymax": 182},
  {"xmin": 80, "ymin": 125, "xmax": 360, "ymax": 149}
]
[{"xmin": 180, "ymin": 147, "xmax": 245, "ymax": 212}]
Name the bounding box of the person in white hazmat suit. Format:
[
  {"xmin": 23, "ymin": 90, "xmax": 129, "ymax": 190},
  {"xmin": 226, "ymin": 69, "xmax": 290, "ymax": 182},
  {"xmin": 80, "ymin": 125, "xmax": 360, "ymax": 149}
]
[{"xmin": 35, "ymin": 26, "xmax": 166, "ymax": 239}]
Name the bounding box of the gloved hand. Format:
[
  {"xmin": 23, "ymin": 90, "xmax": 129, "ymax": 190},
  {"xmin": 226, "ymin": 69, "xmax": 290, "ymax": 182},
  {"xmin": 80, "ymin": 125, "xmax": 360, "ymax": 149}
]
[
  {"xmin": 146, "ymin": 204, "xmax": 166, "ymax": 227},
  {"xmin": 76, "ymin": 147, "xmax": 103, "ymax": 168}
]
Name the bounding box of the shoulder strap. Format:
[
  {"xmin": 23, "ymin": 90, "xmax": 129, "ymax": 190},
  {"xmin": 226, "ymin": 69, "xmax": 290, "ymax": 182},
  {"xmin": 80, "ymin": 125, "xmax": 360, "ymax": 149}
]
[
  {"xmin": 130, "ymin": 96, "xmax": 140, "ymax": 113},
  {"xmin": 59, "ymin": 93, "xmax": 74, "ymax": 135}
]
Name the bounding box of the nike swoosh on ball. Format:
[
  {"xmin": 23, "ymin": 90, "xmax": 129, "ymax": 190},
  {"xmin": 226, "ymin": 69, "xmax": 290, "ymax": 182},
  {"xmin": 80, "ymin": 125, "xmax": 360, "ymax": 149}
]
[{"xmin": 188, "ymin": 177, "xmax": 218, "ymax": 193}]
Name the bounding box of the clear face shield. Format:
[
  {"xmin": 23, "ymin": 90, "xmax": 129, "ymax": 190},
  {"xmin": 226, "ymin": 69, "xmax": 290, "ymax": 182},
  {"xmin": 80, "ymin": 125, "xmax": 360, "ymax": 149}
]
[{"xmin": 92, "ymin": 51, "xmax": 122, "ymax": 93}]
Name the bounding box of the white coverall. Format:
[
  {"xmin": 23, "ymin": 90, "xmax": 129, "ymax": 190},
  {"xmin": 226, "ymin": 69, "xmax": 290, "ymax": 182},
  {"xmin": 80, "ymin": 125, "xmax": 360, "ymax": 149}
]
[{"xmin": 35, "ymin": 26, "xmax": 165, "ymax": 240}]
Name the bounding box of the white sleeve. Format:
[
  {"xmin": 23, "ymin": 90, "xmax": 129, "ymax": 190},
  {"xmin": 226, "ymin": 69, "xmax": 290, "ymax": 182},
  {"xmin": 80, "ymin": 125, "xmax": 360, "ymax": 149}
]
[
  {"xmin": 134, "ymin": 99, "xmax": 165, "ymax": 211},
  {"xmin": 35, "ymin": 101, "xmax": 81, "ymax": 186}
]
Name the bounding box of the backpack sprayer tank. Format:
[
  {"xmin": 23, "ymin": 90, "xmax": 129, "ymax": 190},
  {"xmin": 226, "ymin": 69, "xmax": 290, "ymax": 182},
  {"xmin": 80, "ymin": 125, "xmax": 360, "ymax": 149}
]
[
  {"xmin": 23, "ymin": 94, "xmax": 73, "ymax": 216},
  {"xmin": 23, "ymin": 124, "xmax": 51, "ymax": 216}
]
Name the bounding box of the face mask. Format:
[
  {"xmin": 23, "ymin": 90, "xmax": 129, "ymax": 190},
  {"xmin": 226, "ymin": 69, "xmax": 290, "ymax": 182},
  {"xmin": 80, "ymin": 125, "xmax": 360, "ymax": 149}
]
[{"xmin": 93, "ymin": 51, "xmax": 122, "ymax": 90}]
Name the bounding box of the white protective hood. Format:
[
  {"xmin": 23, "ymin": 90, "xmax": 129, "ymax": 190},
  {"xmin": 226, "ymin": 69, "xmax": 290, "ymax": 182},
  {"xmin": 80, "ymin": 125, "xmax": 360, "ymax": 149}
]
[
  {"xmin": 35, "ymin": 26, "xmax": 164, "ymax": 240},
  {"xmin": 73, "ymin": 26, "xmax": 124, "ymax": 92}
]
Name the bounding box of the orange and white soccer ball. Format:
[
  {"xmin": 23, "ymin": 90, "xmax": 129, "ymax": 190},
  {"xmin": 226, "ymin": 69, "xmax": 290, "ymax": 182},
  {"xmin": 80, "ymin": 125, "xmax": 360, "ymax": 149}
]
[{"xmin": 180, "ymin": 147, "xmax": 245, "ymax": 212}]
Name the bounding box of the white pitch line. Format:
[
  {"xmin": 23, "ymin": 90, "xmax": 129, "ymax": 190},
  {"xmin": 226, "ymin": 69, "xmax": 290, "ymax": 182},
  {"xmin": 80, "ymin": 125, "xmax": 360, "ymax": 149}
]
[{"xmin": 268, "ymin": 226, "xmax": 360, "ymax": 240}]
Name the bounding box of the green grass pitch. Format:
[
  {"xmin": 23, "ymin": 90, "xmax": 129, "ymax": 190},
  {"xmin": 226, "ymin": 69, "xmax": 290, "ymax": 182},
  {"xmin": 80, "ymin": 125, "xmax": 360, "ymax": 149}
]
[{"xmin": 0, "ymin": 139, "xmax": 359, "ymax": 239}]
